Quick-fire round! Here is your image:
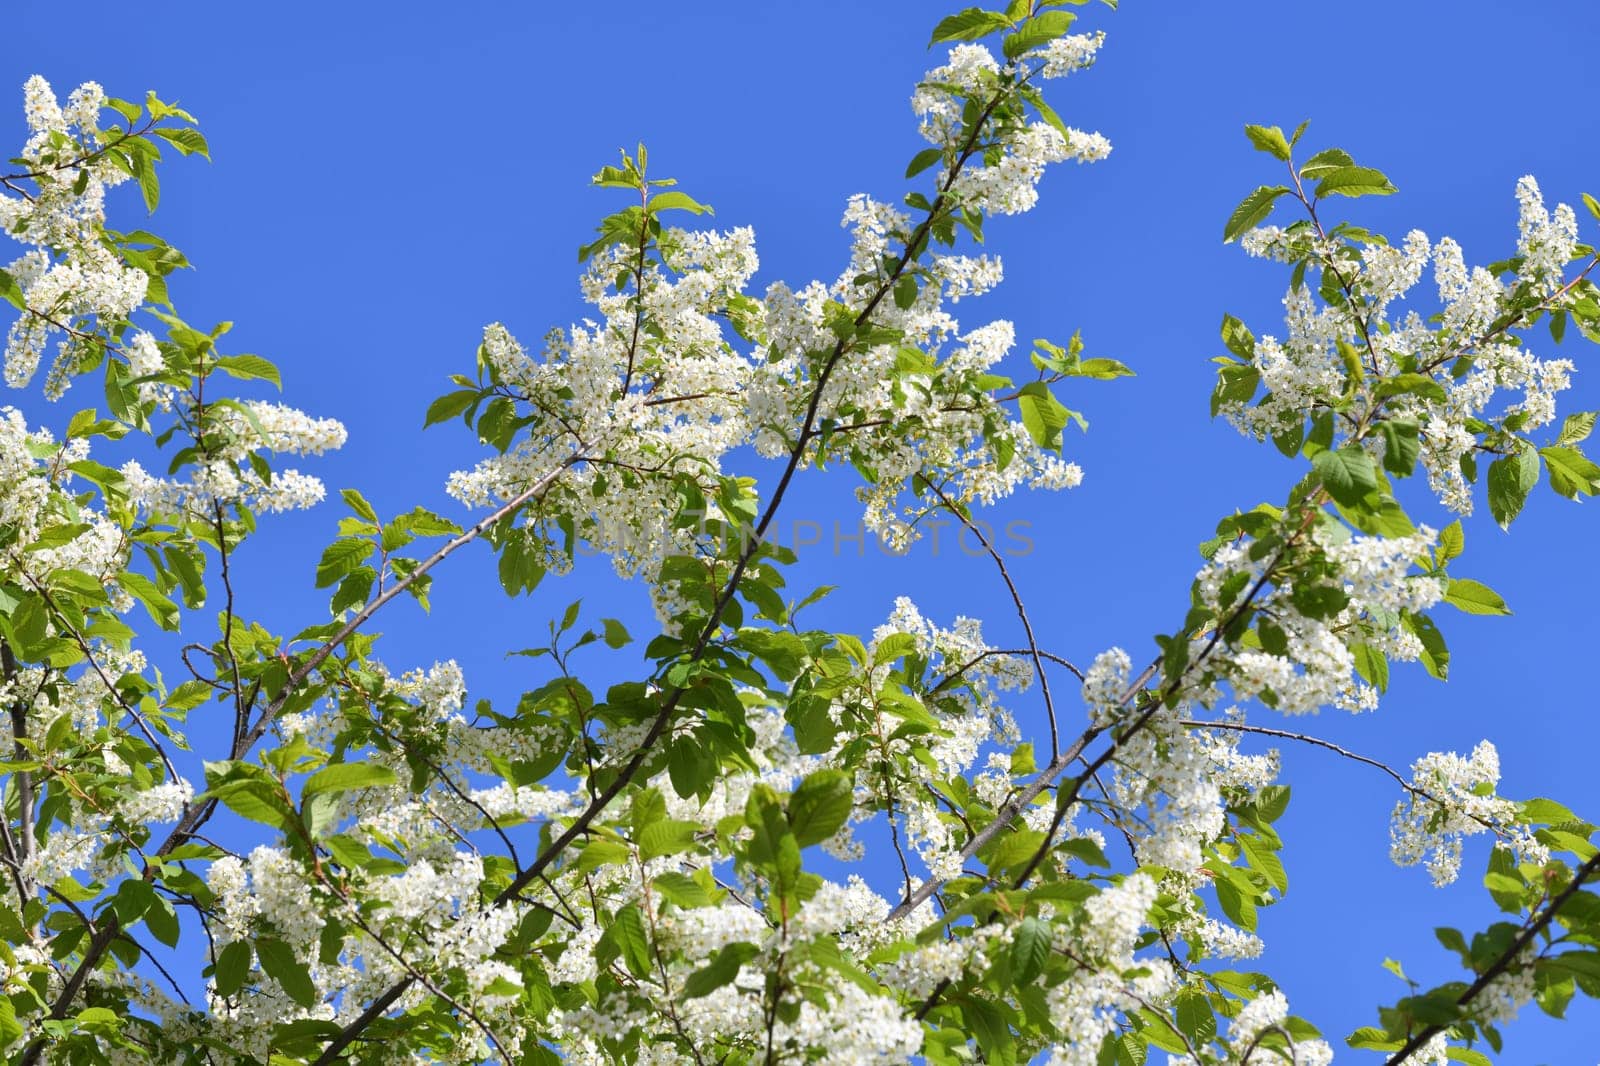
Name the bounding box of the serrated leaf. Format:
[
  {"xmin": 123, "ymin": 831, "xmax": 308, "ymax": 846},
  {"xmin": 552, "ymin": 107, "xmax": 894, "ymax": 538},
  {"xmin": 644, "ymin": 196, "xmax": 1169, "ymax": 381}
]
[
  {"xmin": 1010, "ymin": 916, "xmax": 1052, "ymax": 986},
  {"xmin": 788, "ymin": 769, "xmax": 854, "ymax": 847},
  {"xmin": 906, "ymin": 148, "xmax": 943, "ymax": 179},
  {"xmin": 602, "ymin": 618, "xmax": 631, "ymax": 648},
  {"xmin": 1238, "ymin": 834, "xmax": 1288, "ymax": 894},
  {"xmin": 1299, "ymin": 147, "xmax": 1355, "ymax": 179},
  {"xmin": 256, "ymin": 938, "xmax": 317, "ymax": 1007},
  {"xmin": 1345, "ymin": 1026, "xmax": 1403, "ymax": 1051},
  {"xmin": 637, "ymin": 819, "xmax": 700, "ymax": 860},
  {"xmin": 1487, "ymin": 445, "xmax": 1540, "ymax": 527},
  {"xmin": 1379, "ymin": 419, "xmax": 1421, "ymax": 477},
  {"xmin": 652, "ymin": 871, "xmax": 714, "ymax": 908},
  {"xmin": 213, "ymin": 940, "xmax": 252, "ymax": 997},
  {"xmin": 1223, "ymin": 185, "xmax": 1290, "ymax": 243},
  {"xmin": 424, "ymin": 389, "xmax": 478, "ymax": 428},
  {"xmin": 1404, "ymin": 612, "xmax": 1449, "ymax": 680},
  {"xmin": 1313, "ymin": 446, "xmax": 1378, "ymax": 506},
  {"xmin": 302, "ymin": 762, "xmax": 397, "ymax": 799},
  {"xmin": 1443, "ymin": 577, "xmax": 1510, "ymax": 616},
  {"xmin": 1540, "ymin": 445, "xmax": 1600, "ymax": 499},
  {"xmin": 609, "ymin": 904, "xmax": 652, "ymax": 978},
  {"xmin": 929, "ymin": 7, "xmax": 1013, "ymax": 46},
  {"xmin": 1244, "ymin": 124, "xmax": 1292, "ymax": 161},
  {"xmin": 1016, "ymin": 381, "xmax": 1071, "ymax": 452},
  {"xmin": 213, "ymin": 354, "xmax": 281, "ymax": 389},
  {"xmin": 1003, "ymin": 10, "xmax": 1076, "ymax": 59},
  {"xmin": 315, "ymin": 537, "xmax": 374, "ymax": 589},
  {"xmin": 893, "ymin": 274, "xmax": 919, "ymax": 311},
  {"xmin": 1437, "ymin": 519, "xmax": 1464, "ymax": 564},
  {"xmin": 1175, "ymin": 988, "xmax": 1217, "ymax": 1043},
  {"xmin": 576, "ymin": 839, "xmax": 632, "ymax": 873},
  {"xmin": 1314, "ymin": 165, "xmax": 1396, "ymax": 199},
  {"xmin": 1557, "ymin": 411, "xmax": 1596, "ymax": 446},
  {"xmin": 340, "ymin": 488, "xmax": 378, "ymax": 523},
  {"xmin": 208, "ymin": 781, "xmax": 291, "ymax": 829},
  {"xmin": 683, "ymin": 942, "xmax": 759, "ymax": 998},
  {"xmin": 151, "ymin": 126, "xmax": 210, "ymax": 159},
  {"xmin": 649, "ymin": 190, "xmax": 712, "ymax": 216}
]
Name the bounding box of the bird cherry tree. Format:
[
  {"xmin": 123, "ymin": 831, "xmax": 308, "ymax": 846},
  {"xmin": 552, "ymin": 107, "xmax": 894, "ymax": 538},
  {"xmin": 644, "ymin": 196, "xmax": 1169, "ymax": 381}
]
[{"xmin": 3, "ymin": 2, "xmax": 1600, "ymax": 1064}]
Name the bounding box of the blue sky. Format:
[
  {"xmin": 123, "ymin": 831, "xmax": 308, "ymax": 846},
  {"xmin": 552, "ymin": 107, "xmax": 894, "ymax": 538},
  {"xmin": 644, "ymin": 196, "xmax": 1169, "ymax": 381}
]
[{"xmin": 9, "ymin": 1, "xmax": 1600, "ymax": 1059}]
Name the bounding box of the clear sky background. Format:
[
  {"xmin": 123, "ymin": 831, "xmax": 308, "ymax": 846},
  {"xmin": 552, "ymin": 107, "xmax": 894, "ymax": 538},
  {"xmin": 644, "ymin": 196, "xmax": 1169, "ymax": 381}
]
[{"xmin": 8, "ymin": 2, "xmax": 1600, "ymax": 1060}]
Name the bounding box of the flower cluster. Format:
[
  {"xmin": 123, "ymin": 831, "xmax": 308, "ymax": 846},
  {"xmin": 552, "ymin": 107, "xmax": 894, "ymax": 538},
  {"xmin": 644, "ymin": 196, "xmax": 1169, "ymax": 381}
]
[
  {"xmin": 8, "ymin": 10, "xmax": 1600, "ymax": 1066},
  {"xmin": 1226, "ymin": 180, "xmax": 1581, "ymax": 518},
  {"xmin": 1388, "ymin": 739, "xmax": 1529, "ymax": 886},
  {"xmin": 1197, "ymin": 527, "xmax": 1442, "ymax": 716},
  {"xmin": 2, "ymin": 78, "xmax": 148, "ymax": 400}
]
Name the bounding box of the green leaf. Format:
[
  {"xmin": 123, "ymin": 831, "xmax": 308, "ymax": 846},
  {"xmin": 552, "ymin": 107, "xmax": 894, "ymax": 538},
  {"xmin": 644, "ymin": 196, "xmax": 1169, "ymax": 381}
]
[
  {"xmin": 608, "ymin": 904, "xmax": 652, "ymax": 978},
  {"xmin": 1003, "ymin": 10, "xmax": 1077, "ymax": 60},
  {"xmin": 1238, "ymin": 834, "xmax": 1288, "ymax": 894},
  {"xmin": 652, "ymin": 871, "xmax": 714, "ymax": 909},
  {"xmin": 1351, "ymin": 642, "xmax": 1390, "ymax": 694},
  {"xmin": 1313, "ymin": 166, "xmax": 1396, "ymax": 199},
  {"xmin": 602, "ymin": 618, "xmax": 631, "ymax": 648},
  {"xmin": 1175, "ymin": 988, "xmax": 1217, "ymax": 1044},
  {"xmin": 0, "ymin": 269, "xmax": 24, "ymax": 311},
  {"xmin": 424, "ymin": 389, "xmax": 478, "ymax": 428},
  {"xmin": 145, "ymin": 895, "xmax": 180, "ymax": 947},
  {"xmin": 906, "ymin": 148, "xmax": 943, "ymax": 179},
  {"xmin": 131, "ymin": 149, "xmax": 160, "ymax": 212},
  {"xmin": 1437, "ymin": 520, "xmax": 1464, "ymax": 565},
  {"xmin": 315, "ymin": 537, "xmax": 374, "ymax": 589},
  {"xmin": 1213, "ymin": 874, "xmax": 1257, "ymax": 931},
  {"xmin": 1345, "ymin": 1026, "xmax": 1403, "ymax": 1051},
  {"xmin": 214, "ymin": 940, "xmax": 252, "ymax": 997},
  {"xmin": 984, "ymin": 829, "xmax": 1047, "ymax": 872},
  {"xmin": 1372, "ymin": 373, "xmax": 1447, "ymax": 404},
  {"xmin": 151, "ymin": 126, "xmax": 210, "ymax": 159},
  {"xmin": 398, "ymin": 507, "xmax": 461, "ymax": 537},
  {"xmin": 964, "ymin": 998, "xmax": 1017, "ymax": 1066},
  {"xmin": 340, "ymin": 488, "xmax": 378, "ymax": 523},
  {"xmin": 1016, "ymin": 381, "xmax": 1071, "ymax": 453},
  {"xmin": 1540, "ymin": 445, "xmax": 1600, "ymax": 499},
  {"xmin": 683, "ymin": 942, "xmax": 759, "ymax": 998},
  {"xmin": 208, "ymin": 781, "xmax": 292, "ymax": 829},
  {"xmin": 302, "ymin": 761, "xmax": 397, "ymax": 799},
  {"xmin": 893, "ymin": 274, "xmax": 919, "ymax": 311},
  {"xmin": 1443, "ymin": 577, "xmax": 1510, "ymax": 616},
  {"xmin": 929, "ymin": 8, "xmax": 1013, "ymax": 46},
  {"xmin": 576, "ymin": 839, "xmax": 632, "ymax": 873},
  {"xmin": 1312, "ymin": 446, "xmax": 1378, "ymax": 507},
  {"xmin": 1298, "ymin": 147, "xmax": 1355, "ymax": 180},
  {"xmin": 637, "ymin": 819, "xmax": 700, "ymax": 860},
  {"xmin": 1223, "ymin": 185, "xmax": 1290, "ymax": 243},
  {"xmin": 1257, "ymin": 785, "xmax": 1292, "ymax": 822},
  {"xmin": 1379, "ymin": 419, "xmax": 1421, "ymax": 477},
  {"xmin": 1404, "ymin": 612, "xmax": 1449, "ymax": 680},
  {"xmin": 119, "ymin": 571, "xmax": 180, "ymax": 630},
  {"xmin": 213, "ymin": 354, "xmax": 281, "ymax": 389},
  {"xmin": 649, "ymin": 190, "xmax": 713, "ymax": 216},
  {"xmin": 1010, "ymin": 916, "xmax": 1052, "ymax": 985},
  {"xmin": 788, "ymin": 769, "xmax": 854, "ymax": 847},
  {"xmin": 1244, "ymin": 124, "xmax": 1292, "ymax": 161},
  {"xmin": 1487, "ymin": 444, "xmax": 1540, "ymax": 528},
  {"xmin": 257, "ymin": 939, "xmax": 316, "ymax": 1007},
  {"xmin": 1520, "ymin": 797, "xmax": 1578, "ymax": 824},
  {"xmin": 1557, "ymin": 411, "xmax": 1597, "ymax": 446}
]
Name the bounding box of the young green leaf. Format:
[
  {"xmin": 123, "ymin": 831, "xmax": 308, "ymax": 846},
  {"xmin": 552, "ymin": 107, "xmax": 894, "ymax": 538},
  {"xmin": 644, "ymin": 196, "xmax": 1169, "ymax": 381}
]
[{"xmin": 1223, "ymin": 185, "xmax": 1290, "ymax": 243}]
